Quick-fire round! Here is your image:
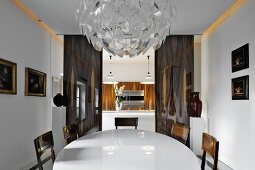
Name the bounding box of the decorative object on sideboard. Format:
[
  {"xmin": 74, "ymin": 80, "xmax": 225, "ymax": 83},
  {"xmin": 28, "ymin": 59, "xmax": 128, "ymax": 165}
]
[
  {"xmin": 232, "ymin": 75, "xmax": 249, "ymax": 100},
  {"xmin": 76, "ymin": 0, "xmax": 176, "ymax": 57},
  {"xmin": 232, "ymin": 43, "xmax": 249, "ymax": 72},
  {"xmin": 25, "ymin": 67, "xmax": 46, "ymax": 97},
  {"xmin": 189, "ymin": 92, "xmax": 202, "ymax": 117},
  {"xmin": 114, "ymin": 83, "xmax": 125, "ymax": 111},
  {"xmin": 115, "ymin": 101, "xmax": 122, "ymax": 112},
  {"xmin": 0, "ymin": 58, "xmax": 17, "ymax": 95}
]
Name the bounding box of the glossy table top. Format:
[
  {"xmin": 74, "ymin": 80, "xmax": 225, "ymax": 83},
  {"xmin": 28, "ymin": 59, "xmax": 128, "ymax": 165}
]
[{"xmin": 54, "ymin": 129, "xmax": 200, "ymax": 170}]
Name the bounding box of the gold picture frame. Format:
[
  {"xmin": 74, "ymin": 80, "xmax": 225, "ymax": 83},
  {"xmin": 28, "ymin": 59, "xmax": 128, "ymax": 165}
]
[
  {"xmin": 25, "ymin": 67, "xmax": 46, "ymax": 97},
  {"xmin": 0, "ymin": 58, "xmax": 17, "ymax": 95}
]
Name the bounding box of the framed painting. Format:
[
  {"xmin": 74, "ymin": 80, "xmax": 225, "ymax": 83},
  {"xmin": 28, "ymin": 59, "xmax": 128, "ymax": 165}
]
[
  {"xmin": 25, "ymin": 67, "xmax": 46, "ymax": 97},
  {"xmin": 232, "ymin": 75, "xmax": 249, "ymax": 100},
  {"xmin": 0, "ymin": 58, "xmax": 17, "ymax": 94},
  {"xmin": 232, "ymin": 44, "xmax": 249, "ymax": 72}
]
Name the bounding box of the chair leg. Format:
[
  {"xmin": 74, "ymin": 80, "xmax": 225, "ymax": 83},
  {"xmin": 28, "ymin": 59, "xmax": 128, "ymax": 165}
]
[
  {"xmin": 213, "ymin": 142, "xmax": 219, "ymax": 170},
  {"xmin": 213, "ymin": 161, "xmax": 218, "ymax": 170},
  {"xmin": 213, "ymin": 153, "xmax": 218, "ymax": 170},
  {"xmin": 201, "ymin": 151, "xmax": 206, "ymax": 170},
  {"xmin": 37, "ymin": 158, "xmax": 43, "ymax": 170},
  {"xmin": 51, "ymin": 149, "xmax": 56, "ymax": 161}
]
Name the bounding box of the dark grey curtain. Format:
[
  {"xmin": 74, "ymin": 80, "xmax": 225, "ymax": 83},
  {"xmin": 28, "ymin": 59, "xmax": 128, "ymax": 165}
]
[{"xmin": 155, "ymin": 35, "xmax": 194, "ymax": 136}]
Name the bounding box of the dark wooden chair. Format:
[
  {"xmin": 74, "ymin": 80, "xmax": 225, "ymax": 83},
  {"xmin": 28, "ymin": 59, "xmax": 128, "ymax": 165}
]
[
  {"xmin": 63, "ymin": 123, "xmax": 80, "ymax": 145},
  {"xmin": 201, "ymin": 133, "xmax": 219, "ymax": 170},
  {"xmin": 115, "ymin": 117, "xmax": 138, "ymax": 129},
  {"xmin": 170, "ymin": 123, "xmax": 190, "ymax": 145},
  {"xmin": 34, "ymin": 131, "xmax": 55, "ymax": 170}
]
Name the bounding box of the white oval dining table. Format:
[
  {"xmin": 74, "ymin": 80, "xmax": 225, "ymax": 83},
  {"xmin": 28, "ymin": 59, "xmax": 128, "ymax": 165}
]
[{"xmin": 53, "ymin": 129, "xmax": 200, "ymax": 170}]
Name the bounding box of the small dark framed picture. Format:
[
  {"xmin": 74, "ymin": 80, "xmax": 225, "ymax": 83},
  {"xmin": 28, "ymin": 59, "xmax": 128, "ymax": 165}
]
[
  {"xmin": 232, "ymin": 75, "xmax": 249, "ymax": 100},
  {"xmin": 0, "ymin": 58, "xmax": 17, "ymax": 95},
  {"xmin": 232, "ymin": 43, "xmax": 249, "ymax": 72},
  {"xmin": 25, "ymin": 67, "xmax": 46, "ymax": 97}
]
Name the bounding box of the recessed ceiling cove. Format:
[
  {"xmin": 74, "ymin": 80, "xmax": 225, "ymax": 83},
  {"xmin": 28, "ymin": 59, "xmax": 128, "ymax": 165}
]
[{"xmin": 20, "ymin": 0, "xmax": 236, "ymax": 35}]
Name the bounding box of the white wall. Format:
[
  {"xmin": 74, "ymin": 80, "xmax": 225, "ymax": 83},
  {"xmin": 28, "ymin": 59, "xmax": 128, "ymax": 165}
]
[
  {"xmin": 51, "ymin": 36, "xmax": 63, "ymax": 78},
  {"xmin": 103, "ymin": 48, "xmax": 155, "ymax": 83},
  {"xmin": 202, "ymin": 0, "xmax": 255, "ymax": 169},
  {"xmin": 0, "ymin": 0, "xmax": 63, "ymax": 169},
  {"xmin": 103, "ymin": 63, "xmax": 155, "ymax": 82}
]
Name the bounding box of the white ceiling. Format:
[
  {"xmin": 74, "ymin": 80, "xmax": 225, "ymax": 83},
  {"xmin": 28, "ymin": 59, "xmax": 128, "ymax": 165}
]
[{"xmin": 20, "ymin": 0, "xmax": 236, "ymax": 35}]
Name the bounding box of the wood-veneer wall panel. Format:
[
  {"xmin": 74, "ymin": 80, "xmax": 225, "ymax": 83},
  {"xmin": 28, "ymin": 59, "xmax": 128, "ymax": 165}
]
[
  {"xmin": 64, "ymin": 35, "xmax": 102, "ymax": 133},
  {"xmin": 155, "ymin": 35, "xmax": 194, "ymax": 136}
]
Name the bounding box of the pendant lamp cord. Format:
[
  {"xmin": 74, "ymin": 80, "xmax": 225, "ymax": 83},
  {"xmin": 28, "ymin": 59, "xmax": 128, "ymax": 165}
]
[
  {"xmin": 110, "ymin": 55, "xmax": 112, "ymax": 74},
  {"xmin": 147, "ymin": 56, "xmax": 150, "ymax": 74}
]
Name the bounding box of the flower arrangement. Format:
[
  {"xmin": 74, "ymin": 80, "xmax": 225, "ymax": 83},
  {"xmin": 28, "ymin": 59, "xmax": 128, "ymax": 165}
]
[{"xmin": 114, "ymin": 83, "xmax": 125, "ymax": 104}]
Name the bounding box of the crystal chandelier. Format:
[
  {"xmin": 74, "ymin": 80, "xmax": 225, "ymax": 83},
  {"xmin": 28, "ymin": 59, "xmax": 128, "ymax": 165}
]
[{"xmin": 76, "ymin": 0, "xmax": 175, "ymax": 57}]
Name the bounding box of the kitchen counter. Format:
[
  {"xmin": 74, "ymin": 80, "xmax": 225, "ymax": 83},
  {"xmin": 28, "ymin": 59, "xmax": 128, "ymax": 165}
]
[
  {"xmin": 103, "ymin": 110, "xmax": 155, "ymax": 114},
  {"xmin": 102, "ymin": 110, "xmax": 155, "ymax": 131}
]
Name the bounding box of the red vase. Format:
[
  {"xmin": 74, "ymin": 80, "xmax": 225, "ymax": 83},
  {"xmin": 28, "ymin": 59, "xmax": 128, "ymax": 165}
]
[{"xmin": 190, "ymin": 92, "xmax": 202, "ymax": 117}]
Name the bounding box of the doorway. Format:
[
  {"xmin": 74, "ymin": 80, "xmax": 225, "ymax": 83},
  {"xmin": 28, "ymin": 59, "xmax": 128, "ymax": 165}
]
[{"xmin": 101, "ymin": 48, "xmax": 156, "ymax": 131}]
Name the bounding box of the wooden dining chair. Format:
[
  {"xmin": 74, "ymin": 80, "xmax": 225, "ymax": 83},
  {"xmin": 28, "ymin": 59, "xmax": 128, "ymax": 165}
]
[
  {"xmin": 170, "ymin": 123, "xmax": 190, "ymax": 145},
  {"xmin": 63, "ymin": 123, "xmax": 80, "ymax": 145},
  {"xmin": 201, "ymin": 133, "xmax": 219, "ymax": 170},
  {"xmin": 34, "ymin": 131, "xmax": 55, "ymax": 170},
  {"xmin": 115, "ymin": 117, "xmax": 138, "ymax": 129}
]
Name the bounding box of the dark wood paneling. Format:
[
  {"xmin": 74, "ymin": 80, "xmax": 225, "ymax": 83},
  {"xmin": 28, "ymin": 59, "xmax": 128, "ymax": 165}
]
[
  {"xmin": 155, "ymin": 35, "xmax": 194, "ymax": 136},
  {"xmin": 64, "ymin": 35, "xmax": 102, "ymax": 133},
  {"xmin": 102, "ymin": 82, "xmax": 155, "ymax": 110}
]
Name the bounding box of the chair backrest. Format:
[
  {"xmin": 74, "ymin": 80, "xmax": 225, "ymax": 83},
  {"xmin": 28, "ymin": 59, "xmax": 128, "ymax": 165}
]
[
  {"xmin": 63, "ymin": 123, "xmax": 79, "ymax": 145},
  {"xmin": 115, "ymin": 117, "xmax": 138, "ymax": 129},
  {"xmin": 170, "ymin": 123, "xmax": 190, "ymax": 145},
  {"xmin": 34, "ymin": 131, "xmax": 55, "ymax": 170},
  {"xmin": 201, "ymin": 133, "xmax": 219, "ymax": 170}
]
